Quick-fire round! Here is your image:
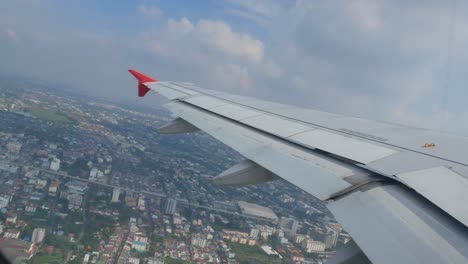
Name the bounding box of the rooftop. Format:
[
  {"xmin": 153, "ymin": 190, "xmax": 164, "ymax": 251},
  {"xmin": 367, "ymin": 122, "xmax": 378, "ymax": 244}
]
[{"xmin": 238, "ymin": 201, "xmax": 278, "ymax": 221}]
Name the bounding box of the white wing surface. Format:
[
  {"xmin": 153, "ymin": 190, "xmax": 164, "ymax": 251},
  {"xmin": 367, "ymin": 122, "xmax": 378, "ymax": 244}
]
[{"xmin": 129, "ymin": 69, "xmax": 468, "ymax": 264}]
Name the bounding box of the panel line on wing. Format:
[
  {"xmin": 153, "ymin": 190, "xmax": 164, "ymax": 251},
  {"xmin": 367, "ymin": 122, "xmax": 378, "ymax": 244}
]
[{"xmin": 169, "ymin": 82, "xmax": 468, "ymax": 167}]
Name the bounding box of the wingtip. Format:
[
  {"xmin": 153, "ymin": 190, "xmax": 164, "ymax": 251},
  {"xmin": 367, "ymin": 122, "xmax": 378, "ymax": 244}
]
[
  {"xmin": 128, "ymin": 69, "xmax": 157, "ymax": 83},
  {"xmin": 128, "ymin": 69, "xmax": 157, "ymax": 97}
]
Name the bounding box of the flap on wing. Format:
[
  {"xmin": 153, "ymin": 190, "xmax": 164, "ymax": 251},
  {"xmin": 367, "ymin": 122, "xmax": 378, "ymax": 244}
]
[
  {"xmin": 165, "ymin": 100, "xmax": 363, "ymax": 200},
  {"xmin": 213, "ymin": 159, "xmax": 279, "ymax": 186},
  {"xmin": 328, "ymin": 184, "xmax": 468, "ymax": 264},
  {"xmin": 290, "ymin": 129, "xmax": 399, "ymax": 164},
  {"xmin": 157, "ymin": 117, "xmax": 200, "ymax": 134},
  {"xmin": 397, "ymin": 167, "xmax": 468, "ymax": 228}
]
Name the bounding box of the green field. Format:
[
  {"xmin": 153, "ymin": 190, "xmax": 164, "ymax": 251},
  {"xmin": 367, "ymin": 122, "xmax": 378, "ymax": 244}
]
[
  {"xmin": 164, "ymin": 257, "xmax": 190, "ymax": 264},
  {"xmin": 26, "ymin": 252, "xmax": 65, "ymax": 264},
  {"xmin": 229, "ymin": 243, "xmax": 285, "ymax": 264},
  {"xmin": 25, "ymin": 107, "xmax": 74, "ymax": 124}
]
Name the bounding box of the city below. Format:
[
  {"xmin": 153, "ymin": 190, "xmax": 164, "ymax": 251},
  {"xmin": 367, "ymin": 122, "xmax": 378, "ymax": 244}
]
[{"xmin": 0, "ymin": 77, "xmax": 349, "ymax": 264}]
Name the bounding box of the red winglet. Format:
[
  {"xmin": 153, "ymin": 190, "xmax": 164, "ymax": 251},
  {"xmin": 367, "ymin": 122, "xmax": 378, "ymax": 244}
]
[{"xmin": 128, "ymin": 69, "xmax": 158, "ymax": 97}]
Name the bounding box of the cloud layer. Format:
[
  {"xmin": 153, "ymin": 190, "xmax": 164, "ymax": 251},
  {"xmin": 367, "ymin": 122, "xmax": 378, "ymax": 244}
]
[{"xmin": 1, "ymin": 0, "xmax": 468, "ymax": 133}]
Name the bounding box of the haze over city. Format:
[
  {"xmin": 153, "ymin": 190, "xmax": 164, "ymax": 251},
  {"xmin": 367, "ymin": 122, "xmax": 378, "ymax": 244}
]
[{"xmin": 2, "ymin": 0, "xmax": 468, "ymax": 133}]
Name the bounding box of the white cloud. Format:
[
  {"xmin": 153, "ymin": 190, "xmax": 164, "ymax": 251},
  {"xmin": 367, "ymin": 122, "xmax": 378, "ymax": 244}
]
[
  {"xmin": 2, "ymin": 1, "xmax": 468, "ymax": 134},
  {"xmin": 151, "ymin": 18, "xmax": 264, "ymax": 65},
  {"xmin": 138, "ymin": 4, "xmax": 163, "ymax": 18},
  {"xmin": 348, "ymin": 0, "xmax": 382, "ymax": 32},
  {"xmin": 197, "ymin": 19, "xmax": 264, "ymax": 64},
  {"xmin": 167, "ymin": 17, "xmax": 194, "ymax": 34},
  {"xmin": 215, "ymin": 64, "xmax": 251, "ymax": 91}
]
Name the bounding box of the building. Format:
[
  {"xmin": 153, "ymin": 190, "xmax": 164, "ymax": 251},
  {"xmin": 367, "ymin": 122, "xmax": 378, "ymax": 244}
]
[
  {"xmin": 279, "ymin": 217, "xmax": 298, "ymax": 238},
  {"xmin": 128, "ymin": 257, "xmax": 140, "ymax": 264},
  {"xmin": 89, "ymin": 168, "xmax": 98, "ymax": 178},
  {"xmin": 165, "ymin": 199, "xmax": 177, "ymax": 215},
  {"xmin": 131, "ymin": 241, "xmax": 147, "ymax": 252},
  {"xmin": 327, "ymin": 223, "xmax": 343, "ymax": 233},
  {"xmin": 261, "ymin": 245, "xmax": 282, "ymax": 258},
  {"xmin": 6, "ymin": 214, "xmax": 17, "ymax": 224},
  {"xmin": 294, "ymin": 234, "xmax": 308, "ymax": 244},
  {"xmin": 173, "ymin": 215, "xmax": 182, "ymax": 225},
  {"xmin": 191, "ymin": 235, "xmax": 207, "ymax": 248},
  {"xmin": 48, "ymin": 181, "xmax": 59, "ymax": 195},
  {"xmin": 35, "ymin": 179, "xmax": 47, "ymax": 189},
  {"xmin": 6, "ymin": 142, "xmax": 22, "ymax": 155},
  {"xmin": 325, "ymin": 229, "xmax": 339, "ymax": 249},
  {"xmin": 238, "ymin": 201, "xmax": 278, "ymax": 222},
  {"xmin": 31, "ymin": 228, "xmax": 46, "ymax": 244},
  {"xmin": 4, "ymin": 229, "xmax": 20, "ymax": 239},
  {"xmin": 0, "ymin": 195, "xmax": 10, "ymax": 209},
  {"xmin": 24, "ymin": 203, "xmax": 37, "ymax": 213},
  {"xmin": 49, "ymin": 158, "xmax": 60, "ymax": 171},
  {"xmin": 249, "ymin": 228, "xmax": 259, "ymax": 239},
  {"xmin": 137, "ymin": 196, "xmax": 145, "ymax": 210},
  {"xmin": 134, "ymin": 233, "xmax": 148, "ymax": 244},
  {"xmin": 302, "ymin": 239, "xmax": 326, "ymax": 253},
  {"xmin": 67, "ymin": 181, "xmax": 87, "ymax": 194},
  {"xmin": 68, "ymin": 193, "xmax": 83, "ymax": 209},
  {"xmin": 41, "ymin": 159, "xmax": 50, "ymax": 169},
  {"xmin": 111, "ymin": 188, "xmax": 120, "ymax": 203}
]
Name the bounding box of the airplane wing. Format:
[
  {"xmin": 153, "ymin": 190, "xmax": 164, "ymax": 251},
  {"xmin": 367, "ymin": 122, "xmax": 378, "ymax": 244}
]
[{"xmin": 129, "ymin": 69, "xmax": 468, "ymax": 264}]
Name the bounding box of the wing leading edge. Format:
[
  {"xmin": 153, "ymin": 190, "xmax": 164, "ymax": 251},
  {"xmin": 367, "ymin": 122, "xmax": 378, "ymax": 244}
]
[{"xmin": 128, "ymin": 69, "xmax": 468, "ymax": 263}]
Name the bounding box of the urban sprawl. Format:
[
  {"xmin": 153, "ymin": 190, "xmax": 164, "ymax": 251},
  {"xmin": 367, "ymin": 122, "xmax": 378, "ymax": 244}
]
[{"xmin": 0, "ymin": 78, "xmax": 349, "ymax": 264}]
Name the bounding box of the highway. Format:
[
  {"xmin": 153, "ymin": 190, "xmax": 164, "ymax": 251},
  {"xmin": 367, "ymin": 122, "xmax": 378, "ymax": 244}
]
[{"xmin": 1, "ymin": 160, "xmax": 276, "ymax": 223}]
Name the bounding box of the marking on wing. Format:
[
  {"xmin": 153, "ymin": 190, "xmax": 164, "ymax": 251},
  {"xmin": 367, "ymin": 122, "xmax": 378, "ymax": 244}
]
[
  {"xmin": 169, "ymin": 83, "xmax": 468, "ymax": 167},
  {"xmin": 290, "ymin": 130, "xmax": 399, "ymax": 164},
  {"xmin": 241, "ymin": 114, "xmax": 312, "ymax": 138}
]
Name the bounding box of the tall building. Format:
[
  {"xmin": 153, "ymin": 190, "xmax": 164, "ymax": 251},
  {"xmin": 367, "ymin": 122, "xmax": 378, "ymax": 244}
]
[
  {"xmin": 137, "ymin": 196, "xmax": 145, "ymax": 210},
  {"xmin": 301, "ymin": 239, "xmax": 326, "ymax": 253},
  {"xmin": 165, "ymin": 199, "xmax": 177, "ymax": 215},
  {"xmin": 111, "ymin": 188, "xmax": 120, "ymax": 203},
  {"xmin": 325, "ymin": 229, "xmax": 339, "ymax": 249},
  {"xmin": 31, "ymin": 228, "xmax": 46, "ymax": 244},
  {"xmin": 0, "ymin": 195, "xmax": 10, "ymax": 209},
  {"xmin": 279, "ymin": 217, "xmax": 298, "ymax": 238},
  {"xmin": 49, "ymin": 158, "xmax": 60, "ymax": 171}
]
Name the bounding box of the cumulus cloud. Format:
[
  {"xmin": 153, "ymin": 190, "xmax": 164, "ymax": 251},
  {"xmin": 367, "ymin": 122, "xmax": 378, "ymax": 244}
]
[
  {"xmin": 1, "ymin": 1, "xmax": 468, "ymax": 133},
  {"xmin": 154, "ymin": 18, "xmax": 264, "ymax": 65},
  {"xmin": 141, "ymin": 17, "xmax": 265, "ymax": 92},
  {"xmin": 215, "ymin": 64, "xmax": 252, "ymax": 91},
  {"xmin": 250, "ymin": 0, "xmax": 468, "ymax": 132}
]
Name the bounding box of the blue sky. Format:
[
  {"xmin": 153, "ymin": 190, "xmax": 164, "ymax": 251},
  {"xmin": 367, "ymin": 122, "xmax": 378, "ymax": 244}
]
[{"xmin": 1, "ymin": 0, "xmax": 468, "ymax": 134}]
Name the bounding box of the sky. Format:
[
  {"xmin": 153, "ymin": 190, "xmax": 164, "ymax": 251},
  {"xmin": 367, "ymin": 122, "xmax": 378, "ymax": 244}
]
[{"xmin": 1, "ymin": 0, "xmax": 468, "ymax": 134}]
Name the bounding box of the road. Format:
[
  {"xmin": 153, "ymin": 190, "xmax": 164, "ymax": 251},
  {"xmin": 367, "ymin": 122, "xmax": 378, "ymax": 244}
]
[{"xmin": 1, "ymin": 160, "xmax": 277, "ymax": 223}]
